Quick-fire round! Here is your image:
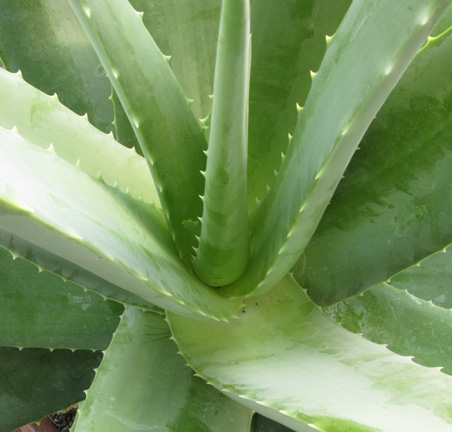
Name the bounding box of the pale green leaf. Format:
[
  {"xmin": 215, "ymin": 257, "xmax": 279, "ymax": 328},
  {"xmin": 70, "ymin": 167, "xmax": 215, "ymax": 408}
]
[
  {"xmin": 389, "ymin": 244, "xmax": 452, "ymax": 308},
  {"xmin": 169, "ymin": 276, "xmax": 452, "ymax": 432},
  {"xmin": 69, "ymin": 0, "xmax": 207, "ymax": 264},
  {"xmin": 296, "ymin": 27, "xmax": 452, "ymax": 306},
  {"xmin": 74, "ymin": 308, "xmax": 253, "ymax": 432},
  {"xmin": 247, "ymin": 0, "xmax": 351, "ymax": 210},
  {"xmin": 129, "ymin": 0, "xmax": 220, "ymax": 119},
  {"xmin": 0, "ymin": 67, "xmax": 159, "ymax": 207},
  {"xmin": 324, "ymin": 281, "xmax": 452, "ymax": 375},
  {"xmin": 0, "ymin": 127, "xmax": 241, "ymax": 321},
  {"xmin": 225, "ymin": 0, "xmax": 452, "ymax": 298},
  {"xmin": 431, "ymin": 3, "xmax": 452, "ymax": 35},
  {"xmin": 323, "ymin": 241, "xmax": 452, "ymax": 375},
  {"xmin": 193, "ymin": 0, "xmax": 250, "ymax": 286}
]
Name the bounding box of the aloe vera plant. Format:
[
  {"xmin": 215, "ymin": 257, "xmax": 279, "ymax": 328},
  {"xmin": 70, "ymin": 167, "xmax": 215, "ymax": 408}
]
[{"xmin": 2, "ymin": 0, "xmax": 452, "ymax": 431}]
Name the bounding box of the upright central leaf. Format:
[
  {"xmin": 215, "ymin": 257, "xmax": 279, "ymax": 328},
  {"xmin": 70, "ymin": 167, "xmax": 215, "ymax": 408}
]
[{"xmin": 193, "ymin": 0, "xmax": 250, "ymax": 286}]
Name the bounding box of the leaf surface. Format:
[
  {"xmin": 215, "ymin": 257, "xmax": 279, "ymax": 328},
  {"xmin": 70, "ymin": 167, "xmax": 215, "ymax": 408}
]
[
  {"xmin": 129, "ymin": 0, "xmax": 220, "ymax": 119},
  {"xmin": 0, "ymin": 247, "xmax": 123, "ymax": 351},
  {"xmin": 296, "ymin": 27, "xmax": 452, "ymax": 306},
  {"xmin": 168, "ymin": 276, "xmax": 452, "ymax": 432},
  {"xmin": 431, "ymin": 3, "xmax": 452, "ymax": 35},
  {"xmin": 0, "ymin": 127, "xmax": 241, "ymax": 321},
  {"xmin": 323, "ymin": 241, "xmax": 452, "ymax": 375},
  {"xmin": 0, "ymin": 348, "xmax": 101, "ymax": 432},
  {"xmin": 247, "ymin": 0, "xmax": 351, "ymax": 209},
  {"xmin": 193, "ymin": 0, "xmax": 251, "ymax": 286},
  {"xmin": 0, "ymin": 0, "xmax": 113, "ymax": 134},
  {"xmin": 69, "ymin": 0, "xmax": 208, "ymax": 264},
  {"xmin": 225, "ymin": 0, "xmax": 452, "ymax": 298},
  {"xmin": 73, "ymin": 308, "xmax": 253, "ymax": 432},
  {"xmin": 252, "ymin": 414, "xmax": 298, "ymax": 432},
  {"xmin": 0, "ymin": 68, "xmax": 159, "ymax": 207}
]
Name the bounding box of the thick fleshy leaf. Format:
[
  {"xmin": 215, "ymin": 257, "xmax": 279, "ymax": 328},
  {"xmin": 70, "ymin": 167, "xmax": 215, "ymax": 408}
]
[
  {"xmin": 126, "ymin": 0, "xmax": 352, "ymax": 211},
  {"xmin": 73, "ymin": 308, "xmax": 253, "ymax": 432},
  {"xmin": 323, "ymin": 241, "xmax": 452, "ymax": 375},
  {"xmin": 296, "ymin": 27, "xmax": 452, "ymax": 306},
  {"xmin": 0, "ymin": 247, "xmax": 123, "ymax": 350},
  {"xmin": 0, "ymin": 67, "xmax": 160, "ymax": 207},
  {"xmin": 113, "ymin": 0, "xmax": 222, "ymax": 152},
  {"xmin": 193, "ymin": 0, "xmax": 250, "ymax": 286},
  {"xmin": 69, "ymin": 0, "xmax": 208, "ymax": 265},
  {"xmin": 247, "ymin": 0, "xmax": 351, "ymax": 209},
  {"xmin": 388, "ymin": 243, "xmax": 452, "ymax": 307},
  {"xmin": 0, "ymin": 348, "xmax": 101, "ymax": 432},
  {"xmin": 168, "ymin": 276, "xmax": 452, "ymax": 432},
  {"xmin": 0, "ymin": 127, "xmax": 241, "ymax": 321},
  {"xmin": 324, "ymin": 281, "xmax": 452, "ymax": 376},
  {"xmin": 0, "ymin": 0, "xmax": 113, "ymax": 134},
  {"xmin": 224, "ymin": 0, "xmax": 452, "ymax": 299},
  {"xmin": 129, "ymin": 0, "xmax": 220, "ymax": 119}
]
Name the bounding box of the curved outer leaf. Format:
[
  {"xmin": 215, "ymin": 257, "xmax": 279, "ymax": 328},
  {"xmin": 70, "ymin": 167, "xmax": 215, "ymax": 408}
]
[
  {"xmin": 325, "ymin": 281, "xmax": 452, "ymax": 376},
  {"xmin": 0, "ymin": 247, "xmax": 123, "ymax": 351},
  {"xmin": 247, "ymin": 0, "xmax": 351, "ymax": 210},
  {"xmin": 74, "ymin": 308, "xmax": 253, "ymax": 432},
  {"xmin": 0, "ymin": 230, "xmax": 159, "ymax": 312},
  {"xmin": 388, "ymin": 243, "xmax": 452, "ymax": 308},
  {"xmin": 0, "ymin": 68, "xmax": 160, "ymax": 207},
  {"xmin": 0, "ymin": 127, "xmax": 241, "ymax": 321},
  {"xmin": 193, "ymin": 0, "xmax": 250, "ymax": 286},
  {"xmin": 69, "ymin": 0, "xmax": 208, "ymax": 265},
  {"xmin": 168, "ymin": 276, "xmax": 452, "ymax": 432},
  {"xmin": 223, "ymin": 0, "xmax": 452, "ymax": 298},
  {"xmin": 296, "ymin": 27, "xmax": 452, "ymax": 306},
  {"xmin": 324, "ymin": 240, "xmax": 452, "ymax": 375},
  {"xmin": 0, "ymin": 348, "xmax": 101, "ymax": 432},
  {"xmin": 0, "ymin": 0, "xmax": 114, "ymax": 134}
]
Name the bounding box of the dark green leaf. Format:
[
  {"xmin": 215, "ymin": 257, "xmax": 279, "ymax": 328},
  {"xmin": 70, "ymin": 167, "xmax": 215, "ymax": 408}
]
[
  {"xmin": 0, "ymin": 247, "xmax": 123, "ymax": 350},
  {"xmin": 226, "ymin": 0, "xmax": 449, "ymax": 298},
  {"xmin": 324, "ymin": 282, "xmax": 452, "ymax": 375},
  {"xmin": 247, "ymin": 0, "xmax": 351, "ymax": 209},
  {"xmin": 130, "ymin": 0, "xmax": 220, "ymax": 119},
  {"xmin": 0, "ymin": 348, "xmax": 101, "ymax": 432},
  {"xmin": 297, "ymin": 27, "xmax": 452, "ymax": 306},
  {"xmin": 0, "ymin": 0, "xmax": 113, "ymax": 134}
]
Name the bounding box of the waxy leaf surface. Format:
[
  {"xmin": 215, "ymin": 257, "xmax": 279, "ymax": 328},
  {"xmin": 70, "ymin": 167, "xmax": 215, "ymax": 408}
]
[
  {"xmin": 0, "ymin": 247, "xmax": 123, "ymax": 351},
  {"xmin": 169, "ymin": 276, "xmax": 452, "ymax": 432},
  {"xmin": 74, "ymin": 308, "xmax": 253, "ymax": 432},
  {"xmin": 0, "ymin": 127, "xmax": 241, "ymax": 321}
]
